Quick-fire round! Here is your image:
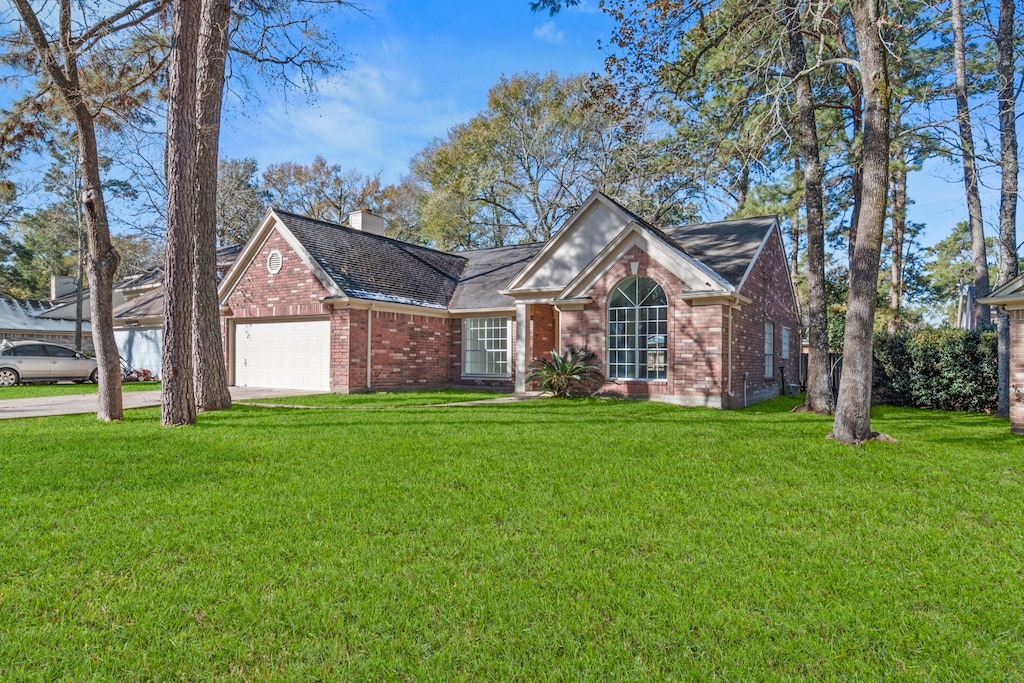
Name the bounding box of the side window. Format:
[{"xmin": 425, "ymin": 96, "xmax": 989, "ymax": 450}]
[
  {"xmin": 45, "ymin": 345, "xmax": 76, "ymax": 358},
  {"xmin": 17, "ymin": 344, "xmax": 49, "ymax": 357},
  {"xmin": 781, "ymin": 327, "xmax": 791, "ymax": 360},
  {"xmin": 0, "ymin": 347, "xmax": 12, "ymax": 357},
  {"xmin": 764, "ymin": 322, "xmax": 774, "ymax": 379}
]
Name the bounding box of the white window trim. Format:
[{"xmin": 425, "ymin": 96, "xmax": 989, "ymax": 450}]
[
  {"xmin": 764, "ymin": 322, "xmax": 775, "ymax": 379},
  {"xmin": 607, "ymin": 276, "xmax": 669, "ymax": 381},
  {"xmin": 781, "ymin": 326, "xmax": 791, "ymax": 360},
  {"xmin": 462, "ymin": 316, "xmax": 512, "ymax": 379},
  {"xmin": 267, "ymin": 249, "xmax": 283, "ymax": 274}
]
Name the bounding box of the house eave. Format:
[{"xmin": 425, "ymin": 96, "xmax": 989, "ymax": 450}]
[
  {"xmin": 681, "ymin": 291, "xmax": 752, "ymax": 307},
  {"xmin": 553, "ymin": 297, "xmax": 593, "ymax": 311},
  {"xmin": 448, "ymin": 306, "xmax": 516, "ymax": 316},
  {"xmin": 322, "ymin": 296, "xmax": 454, "ymax": 319}
]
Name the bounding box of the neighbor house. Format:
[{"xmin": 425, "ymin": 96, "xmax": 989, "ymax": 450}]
[
  {"xmin": 978, "ymin": 278, "xmax": 1024, "ymax": 434},
  {"xmin": 112, "ymin": 245, "xmax": 243, "ymax": 376},
  {"xmin": 218, "ymin": 192, "xmax": 801, "ymax": 408},
  {"xmin": 0, "ymin": 276, "xmax": 94, "ymax": 352}
]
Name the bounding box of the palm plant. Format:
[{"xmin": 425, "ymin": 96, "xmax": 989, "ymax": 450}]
[{"xmin": 526, "ymin": 347, "xmax": 603, "ymax": 397}]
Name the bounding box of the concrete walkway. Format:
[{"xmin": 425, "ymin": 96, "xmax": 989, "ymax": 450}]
[{"xmin": 0, "ymin": 387, "xmax": 322, "ymax": 420}]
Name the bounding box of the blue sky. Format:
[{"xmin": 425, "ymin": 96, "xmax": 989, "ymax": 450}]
[{"xmin": 219, "ymin": 1, "xmax": 614, "ymax": 183}]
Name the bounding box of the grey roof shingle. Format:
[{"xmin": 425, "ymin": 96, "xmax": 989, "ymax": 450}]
[
  {"xmin": 275, "ymin": 211, "xmax": 467, "ymax": 310},
  {"xmin": 660, "ymin": 216, "xmax": 776, "ymax": 289},
  {"xmin": 449, "ymin": 243, "xmax": 545, "ymax": 310}
]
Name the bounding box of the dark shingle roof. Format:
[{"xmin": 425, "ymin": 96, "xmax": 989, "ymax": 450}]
[
  {"xmin": 449, "ymin": 243, "xmax": 545, "ymax": 310},
  {"xmin": 660, "ymin": 216, "xmax": 775, "ymax": 288},
  {"xmin": 275, "ymin": 211, "xmax": 467, "ymax": 310}
]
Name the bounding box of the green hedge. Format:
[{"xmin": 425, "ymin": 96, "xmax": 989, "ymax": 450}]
[{"xmin": 873, "ymin": 329, "xmax": 998, "ymax": 412}]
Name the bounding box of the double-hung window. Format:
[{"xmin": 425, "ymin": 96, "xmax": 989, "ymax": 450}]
[
  {"xmin": 764, "ymin": 322, "xmax": 775, "ymax": 379},
  {"xmin": 463, "ymin": 317, "xmax": 510, "ymax": 376},
  {"xmin": 607, "ymin": 276, "xmax": 668, "ymax": 380}
]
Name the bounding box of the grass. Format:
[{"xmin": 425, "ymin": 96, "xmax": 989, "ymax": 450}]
[
  {"xmin": 0, "ymin": 381, "xmax": 161, "ymax": 400},
  {"xmin": 0, "ymin": 394, "xmax": 1022, "ymax": 679},
  {"xmin": 239, "ymin": 388, "xmax": 509, "ymax": 407}
]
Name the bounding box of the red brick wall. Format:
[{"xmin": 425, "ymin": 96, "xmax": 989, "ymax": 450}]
[
  {"xmin": 527, "ymin": 304, "xmax": 557, "ymax": 390},
  {"xmin": 330, "ymin": 308, "xmax": 352, "ymax": 392},
  {"xmin": 368, "ymin": 310, "xmax": 452, "ymax": 390},
  {"xmin": 1011, "ymin": 309, "xmax": 1024, "ymax": 435},
  {"xmin": 559, "ymin": 244, "xmax": 725, "ymax": 405},
  {"xmin": 530, "ymin": 304, "xmax": 557, "ymax": 356},
  {"xmin": 223, "ymin": 230, "xmax": 332, "ymax": 319},
  {"xmin": 730, "ymin": 229, "xmax": 802, "ymax": 407}
]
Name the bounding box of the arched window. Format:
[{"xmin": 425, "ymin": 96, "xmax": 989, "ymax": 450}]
[{"xmin": 607, "ymin": 276, "xmax": 668, "ymax": 380}]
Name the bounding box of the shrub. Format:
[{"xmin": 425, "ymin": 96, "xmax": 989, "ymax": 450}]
[
  {"xmin": 873, "ymin": 328, "xmax": 997, "ymax": 412},
  {"xmin": 527, "ymin": 347, "xmax": 603, "ymax": 398}
]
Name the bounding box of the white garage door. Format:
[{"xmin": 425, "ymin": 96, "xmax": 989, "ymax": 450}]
[{"xmin": 234, "ymin": 320, "xmax": 330, "ymax": 391}]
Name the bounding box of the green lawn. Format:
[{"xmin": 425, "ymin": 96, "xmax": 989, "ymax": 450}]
[
  {"xmin": 0, "ymin": 395, "xmax": 1021, "ymax": 679},
  {"xmin": 0, "ymin": 381, "xmax": 160, "ymax": 400},
  {"xmin": 239, "ymin": 388, "xmax": 504, "ymax": 407}
]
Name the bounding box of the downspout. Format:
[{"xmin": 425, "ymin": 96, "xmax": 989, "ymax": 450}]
[{"xmin": 366, "ymin": 305, "xmax": 373, "ymax": 390}]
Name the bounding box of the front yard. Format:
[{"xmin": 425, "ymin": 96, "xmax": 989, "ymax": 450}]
[
  {"xmin": 0, "ymin": 381, "xmax": 161, "ymax": 400},
  {"xmin": 0, "ymin": 395, "xmax": 1021, "ymax": 679}
]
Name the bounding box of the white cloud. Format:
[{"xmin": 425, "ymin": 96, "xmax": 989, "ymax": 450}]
[
  {"xmin": 220, "ymin": 54, "xmax": 471, "ymax": 183},
  {"xmin": 533, "ymin": 21, "xmax": 565, "ymax": 45}
]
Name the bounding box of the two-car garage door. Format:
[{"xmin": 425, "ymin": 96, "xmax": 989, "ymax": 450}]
[{"xmin": 234, "ymin": 320, "xmax": 330, "ymax": 392}]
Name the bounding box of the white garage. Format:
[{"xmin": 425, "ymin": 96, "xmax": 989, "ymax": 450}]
[{"xmin": 233, "ymin": 319, "xmax": 330, "ymax": 392}]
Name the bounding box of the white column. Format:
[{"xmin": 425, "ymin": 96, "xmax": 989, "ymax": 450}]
[{"xmin": 515, "ymin": 302, "xmax": 530, "ymax": 393}]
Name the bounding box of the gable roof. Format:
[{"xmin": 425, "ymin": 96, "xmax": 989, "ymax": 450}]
[
  {"xmin": 449, "ymin": 243, "xmax": 545, "ymax": 311},
  {"xmin": 504, "ymin": 192, "xmax": 776, "ymax": 301},
  {"xmin": 659, "ymin": 215, "xmax": 777, "ymax": 289},
  {"xmin": 273, "ymin": 211, "xmax": 467, "ymax": 310}
]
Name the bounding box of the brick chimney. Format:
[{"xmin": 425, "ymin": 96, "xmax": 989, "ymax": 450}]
[{"xmin": 348, "ymin": 209, "xmax": 385, "ymax": 236}]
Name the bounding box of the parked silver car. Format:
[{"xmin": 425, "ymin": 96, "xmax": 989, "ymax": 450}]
[{"xmin": 0, "ymin": 340, "xmax": 98, "ymax": 386}]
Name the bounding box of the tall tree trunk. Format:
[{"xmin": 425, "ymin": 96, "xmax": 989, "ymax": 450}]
[
  {"xmin": 790, "ymin": 157, "xmax": 801, "ymax": 283},
  {"xmin": 11, "ymin": 0, "xmax": 123, "ymax": 421},
  {"xmin": 785, "ymin": 0, "xmax": 831, "ymax": 414},
  {"xmin": 995, "ymin": 0, "xmax": 1019, "ymax": 417},
  {"xmin": 888, "ymin": 116, "xmax": 907, "ymax": 331},
  {"xmin": 951, "ymin": 0, "xmax": 990, "ymax": 328},
  {"xmin": 193, "ymin": 0, "xmax": 233, "ymax": 412},
  {"xmin": 162, "ymin": 0, "xmax": 200, "ymax": 427},
  {"xmin": 78, "ymin": 113, "xmax": 124, "ymax": 421},
  {"xmin": 832, "ymin": 0, "xmax": 891, "ymax": 444}
]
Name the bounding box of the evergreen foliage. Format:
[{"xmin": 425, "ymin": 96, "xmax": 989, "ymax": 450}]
[{"xmin": 873, "ymin": 329, "xmax": 997, "ymax": 412}]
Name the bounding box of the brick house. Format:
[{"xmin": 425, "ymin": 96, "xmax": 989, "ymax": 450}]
[
  {"xmin": 978, "ymin": 279, "xmax": 1024, "ymax": 434},
  {"xmin": 218, "ymin": 192, "xmax": 801, "ymax": 407}
]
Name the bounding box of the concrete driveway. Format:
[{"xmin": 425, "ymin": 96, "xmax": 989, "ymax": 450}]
[{"xmin": 0, "ymin": 386, "xmax": 323, "ymax": 420}]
